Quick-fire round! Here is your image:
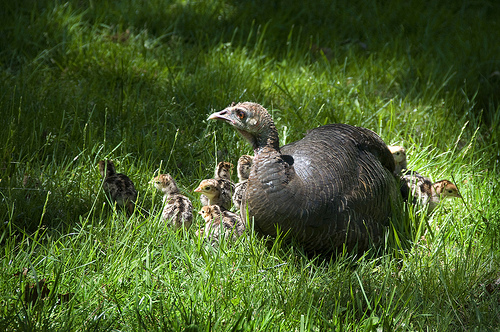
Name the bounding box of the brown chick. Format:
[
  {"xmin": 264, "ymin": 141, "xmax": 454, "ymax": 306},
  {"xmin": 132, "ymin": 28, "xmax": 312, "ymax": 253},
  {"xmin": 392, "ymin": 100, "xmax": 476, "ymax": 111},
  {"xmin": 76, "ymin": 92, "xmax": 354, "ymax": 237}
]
[
  {"xmin": 214, "ymin": 161, "xmax": 233, "ymax": 180},
  {"xmin": 200, "ymin": 161, "xmax": 235, "ymax": 207},
  {"xmin": 198, "ymin": 205, "xmax": 245, "ymax": 242},
  {"xmin": 151, "ymin": 174, "xmax": 193, "ymax": 230},
  {"xmin": 236, "ymin": 155, "xmax": 253, "ymax": 182},
  {"xmin": 401, "ymin": 172, "xmax": 461, "ymax": 212},
  {"xmin": 194, "ymin": 179, "xmax": 232, "ymax": 210},
  {"xmin": 232, "ymin": 155, "xmax": 254, "ymax": 210},
  {"xmin": 98, "ymin": 160, "xmax": 137, "ymax": 215},
  {"xmin": 388, "ymin": 145, "xmax": 407, "ymax": 176}
]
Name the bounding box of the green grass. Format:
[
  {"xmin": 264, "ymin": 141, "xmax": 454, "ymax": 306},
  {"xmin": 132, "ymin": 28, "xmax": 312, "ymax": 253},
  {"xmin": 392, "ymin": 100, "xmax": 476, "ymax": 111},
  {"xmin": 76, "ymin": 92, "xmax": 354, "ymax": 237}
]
[{"xmin": 1, "ymin": 0, "xmax": 500, "ymax": 330}]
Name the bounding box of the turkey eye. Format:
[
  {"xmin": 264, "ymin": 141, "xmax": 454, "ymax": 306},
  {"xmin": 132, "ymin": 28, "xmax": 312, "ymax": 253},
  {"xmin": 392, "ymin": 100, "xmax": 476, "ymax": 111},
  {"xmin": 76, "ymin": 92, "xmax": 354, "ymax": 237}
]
[
  {"xmin": 448, "ymin": 190, "xmax": 453, "ymax": 193},
  {"xmin": 236, "ymin": 110, "xmax": 245, "ymax": 119},
  {"xmin": 205, "ymin": 186, "xmax": 211, "ymax": 190}
]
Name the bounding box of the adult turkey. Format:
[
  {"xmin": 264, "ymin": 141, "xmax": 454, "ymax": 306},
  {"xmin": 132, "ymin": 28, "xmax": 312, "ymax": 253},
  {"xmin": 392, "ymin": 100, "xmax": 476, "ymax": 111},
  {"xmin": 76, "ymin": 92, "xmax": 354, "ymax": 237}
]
[{"xmin": 208, "ymin": 102, "xmax": 402, "ymax": 253}]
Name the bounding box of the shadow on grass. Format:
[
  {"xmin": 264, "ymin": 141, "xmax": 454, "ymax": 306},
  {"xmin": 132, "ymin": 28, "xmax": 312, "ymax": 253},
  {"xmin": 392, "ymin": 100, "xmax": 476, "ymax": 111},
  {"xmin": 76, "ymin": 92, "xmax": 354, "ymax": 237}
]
[{"xmin": 2, "ymin": 0, "xmax": 499, "ymax": 118}]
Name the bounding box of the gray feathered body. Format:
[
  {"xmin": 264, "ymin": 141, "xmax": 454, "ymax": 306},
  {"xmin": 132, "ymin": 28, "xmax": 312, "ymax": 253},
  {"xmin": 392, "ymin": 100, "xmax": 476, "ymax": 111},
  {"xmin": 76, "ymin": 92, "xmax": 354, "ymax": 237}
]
[{"xmin": 243, "ymin": 124, "xmax": 400, "ymax": 253}]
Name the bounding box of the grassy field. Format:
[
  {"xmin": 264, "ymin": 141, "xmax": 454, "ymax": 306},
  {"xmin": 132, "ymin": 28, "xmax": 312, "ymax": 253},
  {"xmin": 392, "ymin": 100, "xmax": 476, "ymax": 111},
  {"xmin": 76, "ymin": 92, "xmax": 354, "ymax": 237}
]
[{"xmin": 1, "ymin": 0, "xmax": 499, "ymax": 330}]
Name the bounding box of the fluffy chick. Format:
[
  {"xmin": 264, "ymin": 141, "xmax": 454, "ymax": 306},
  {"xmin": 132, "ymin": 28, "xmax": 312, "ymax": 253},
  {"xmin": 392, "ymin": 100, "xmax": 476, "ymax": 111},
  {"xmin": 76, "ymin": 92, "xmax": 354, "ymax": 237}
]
[
  {"xmin": 388, "ymin": 145, "xmax": 407, "ymax": 175},
  {"xmin": 236, "ymin": 155, "xmax": 253, "ymax": 182},
  {"xmin": 232, "ymin": 155, "xmax": 254, "ymax": 210},
  {"xmin": 151, "ymin": 173, "xmax": 193, "ymax": 230},
  {"xmin": 200, "ymin": 161, "xmax": 235, "ymax": 207},
  {"xmin": 198, "ymin": 205, "xmax": 245, "ymax": 242},
  {"xmin": 194, "ymin": 178, "xmax": 232, "ymax": 210},
  {"xmin": 214, "ymin": 161, "xmax": 233, "ymax": 180},
  {"xmin": 98, "ymin": 160, "xmax": 137, "ymax": 215},
  {"xmin": 401, "ymin": 172, "xmax": 461, "ymax": 212}
]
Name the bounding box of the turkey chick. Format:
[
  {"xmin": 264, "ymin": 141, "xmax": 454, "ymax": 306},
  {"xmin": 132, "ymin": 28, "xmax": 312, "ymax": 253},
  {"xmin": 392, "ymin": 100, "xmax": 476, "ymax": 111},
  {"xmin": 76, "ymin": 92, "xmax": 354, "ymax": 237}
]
[
  {"xmin": 232, "ymin": 155, "xmax": 254, "ymax": 210},
  {"xmin": 194, "ymin": 179, "xmax": 232, "ymax": 210},
  {"xmin": 401, "ymin": 172, "xmax": 461, "ymax": 212},
  {"xmin": 98, "ymin": 160, "xmax": 137, "ymax": 215},
  {"xmin": 214, "ymin": 161, "xmax": 233, "ymax": 180},
  {"xmin": 388, "ymin": 145, "xmax": 407, "ymax": 176},
  {"xmin": 199, "ymin": 161, "xmax": 235, "ymax": 207},
  {"xmin": 198, "ymin": 205, "xmax": 245, "ymax": 242},
  {"xmin": 151, "ymin": 173, "xmax": 193, "ymax": 230}
]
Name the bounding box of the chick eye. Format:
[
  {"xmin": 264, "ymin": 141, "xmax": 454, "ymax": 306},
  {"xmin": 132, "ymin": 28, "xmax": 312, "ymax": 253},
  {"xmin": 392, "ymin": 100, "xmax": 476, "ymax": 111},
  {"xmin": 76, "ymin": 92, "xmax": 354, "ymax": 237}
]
[
  {"xmin": 448, "ymin": 190, "xmax": 453, "ymax": 193},
  {"xmin": 236, "ymin": 110, "xmax": 245, "ymax": 119},
  {"xmin": 205, "ymin": 186, "xmax": 211, "ymax": 190}
]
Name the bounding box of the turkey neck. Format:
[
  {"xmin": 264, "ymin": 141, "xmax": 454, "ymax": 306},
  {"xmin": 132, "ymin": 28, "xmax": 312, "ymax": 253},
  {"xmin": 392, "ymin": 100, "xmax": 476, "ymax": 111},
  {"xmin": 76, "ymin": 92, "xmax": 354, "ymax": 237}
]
[
  {"xmin": 245, "ymin": 117, "xmax": 300, "ymax": 233},
  {"xmin": 248, "ymin": 114, "xmax": 292, "ymax": 198},
  {"xmin": 246, "ymin": 111, "xmax": 280, "ymax": 155}
]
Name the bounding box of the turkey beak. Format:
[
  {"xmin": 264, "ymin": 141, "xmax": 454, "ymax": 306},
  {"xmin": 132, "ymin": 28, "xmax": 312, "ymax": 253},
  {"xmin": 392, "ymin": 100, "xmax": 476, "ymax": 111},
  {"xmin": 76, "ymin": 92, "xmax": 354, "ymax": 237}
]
[
  {"xmin": 208, "ymin": 109, "xmax": 234, "ymax": 124},
  {"xmin": 194, "ymin": 186, "xmax": 202, "ymax": 193}
]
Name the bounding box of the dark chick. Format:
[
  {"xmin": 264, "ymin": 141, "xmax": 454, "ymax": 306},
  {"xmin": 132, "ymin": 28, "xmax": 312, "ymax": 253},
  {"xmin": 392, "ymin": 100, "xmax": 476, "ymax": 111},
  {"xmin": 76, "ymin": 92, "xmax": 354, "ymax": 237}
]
[
  {"xmin": 98, "ymin": 160, "xmax": 137, "ymax": 215},
  {"xmin": 214, "ymin": 161, "xmax": 233, "ymax": 180}
]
